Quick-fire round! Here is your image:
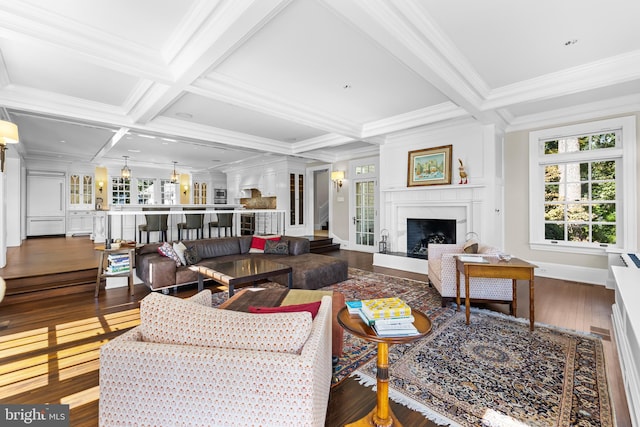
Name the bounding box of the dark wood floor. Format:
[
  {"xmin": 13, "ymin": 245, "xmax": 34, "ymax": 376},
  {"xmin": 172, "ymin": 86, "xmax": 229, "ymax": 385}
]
[{"xmin": 0, "ymin": 237, "xmax": 631, "ymax": 427}]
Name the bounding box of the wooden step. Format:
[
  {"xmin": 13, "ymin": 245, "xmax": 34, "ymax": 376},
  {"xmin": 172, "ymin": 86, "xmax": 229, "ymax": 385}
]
[
  {"xmin": 306, "ymin": 236, "xmax": 341, "ymax": 254},
  {"xmin": 3, "ymin": 269, "xmax": 98, "ymax": 306}
]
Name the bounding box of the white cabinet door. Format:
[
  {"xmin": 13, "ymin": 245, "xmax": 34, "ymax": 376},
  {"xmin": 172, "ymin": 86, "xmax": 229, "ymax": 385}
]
[{"xmin": 27, "ymin": 175, "xmax": 65, "ymax": 216}]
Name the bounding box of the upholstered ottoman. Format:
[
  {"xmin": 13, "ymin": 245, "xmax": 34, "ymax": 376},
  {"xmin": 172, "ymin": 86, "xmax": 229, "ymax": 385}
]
[{"xmin": 273, "ymin": 253, "xmax": 348, "ymax": 290}]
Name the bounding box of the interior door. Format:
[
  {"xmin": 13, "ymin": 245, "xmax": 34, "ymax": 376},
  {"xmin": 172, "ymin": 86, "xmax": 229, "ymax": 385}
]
[{"xmin": 349, "ymin": 157, "xmax": 379, "ymax": 253}]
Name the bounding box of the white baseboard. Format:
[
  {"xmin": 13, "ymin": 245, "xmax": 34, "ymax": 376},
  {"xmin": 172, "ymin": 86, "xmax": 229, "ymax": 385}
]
[
  {"xmin": 373, "ymin": 253, "xmax": 427, "ymax": 275},
  {"xmin": 528, "ymin": 261, "xmax": 608, "ymax": 286}
]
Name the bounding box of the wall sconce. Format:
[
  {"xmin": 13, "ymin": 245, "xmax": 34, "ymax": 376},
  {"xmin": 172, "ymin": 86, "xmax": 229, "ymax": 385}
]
[
  {"xmin": 183, "ymin": 184, "xmax": 189, "ymax": 195},
  {"xmin": 98, "ymin": 181, "xmax": 104, "ymax": 194},
  {"xmin": 331, "ymin": 170, "xmax": 345, "ymax": 191},
  {"xmin": 0, "ymin": 120, "xmax": 19, "ymax": 173}
]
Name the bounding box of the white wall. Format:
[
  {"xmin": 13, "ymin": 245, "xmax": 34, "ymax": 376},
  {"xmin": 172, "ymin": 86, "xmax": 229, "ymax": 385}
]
[{"xmin": 379, "ymin": 120, "xmax": 502, "ymax": 252}]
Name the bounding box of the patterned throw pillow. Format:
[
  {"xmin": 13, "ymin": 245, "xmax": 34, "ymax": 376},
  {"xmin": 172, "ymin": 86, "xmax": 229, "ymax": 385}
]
[
  {"xmin": 184, "ymin": 246, "xmax": 202, "ymax": 265},
  {"xmin": 264, "ymin": 239, "xmax": 289, "ymax": 255},
  {"xmin": 249, "ymin": 235, "xmax": 281, "ymax": 253},
  {"xmin": 157, "ymin": 242, "xmax": 181, "ymax": 266}
]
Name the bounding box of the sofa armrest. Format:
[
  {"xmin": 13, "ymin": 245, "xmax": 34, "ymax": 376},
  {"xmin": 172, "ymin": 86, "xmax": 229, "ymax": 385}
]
[
  {"xmin": 282, "ymin": 236, "xmax": 310, "ymax": 255},
  {"xmin": 428, "ymin": 243, "xmax": 465, "ymax": 261},
  {"xmin": 142, "ymin": 255, "xmax": 177, "ymax": 290}
]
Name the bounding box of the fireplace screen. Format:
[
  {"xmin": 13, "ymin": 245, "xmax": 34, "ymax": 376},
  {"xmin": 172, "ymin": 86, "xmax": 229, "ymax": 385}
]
[{"xmin": 406, "ymin": 218, "xmax": 456, "ymax": 258}]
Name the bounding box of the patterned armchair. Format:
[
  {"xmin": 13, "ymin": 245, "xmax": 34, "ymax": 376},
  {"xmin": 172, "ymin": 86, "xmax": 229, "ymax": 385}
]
[
  {"xmin": 99, "ymin": 291, "xmax": 333, "ymax": 427},
  {"xmin": 428, "ymin": 243, "xmax": 513, "ymax": 308}
]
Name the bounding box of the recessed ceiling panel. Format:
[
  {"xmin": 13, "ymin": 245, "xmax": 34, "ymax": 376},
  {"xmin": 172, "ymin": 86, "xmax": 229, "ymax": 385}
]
[
  {"xmin": 163, "ymin": 93, "xmax": 326, "ymax": 142},
  {"xmin": 21, "ymin": 0, "xmax": 197, "ymax": 51},
  {"xmin": 214, "ymin": 0, "xmax": 447, "ymax": 123},
  {"xmin": 422, "ymin": 0, "xmax": 640, "ymax": 88},
  {"xmin": 0, "ymin": 40, "xmax": 139, "ymax": 105},
  {"xmin": 9, "ymin": 112, "xmax": 115, "ymax": 160}
]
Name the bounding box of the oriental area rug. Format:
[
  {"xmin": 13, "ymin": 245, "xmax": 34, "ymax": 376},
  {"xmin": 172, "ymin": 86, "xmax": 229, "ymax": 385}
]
[{"xmin": 211, "ymin": 268, "xmax": 613, "ymax": 427}]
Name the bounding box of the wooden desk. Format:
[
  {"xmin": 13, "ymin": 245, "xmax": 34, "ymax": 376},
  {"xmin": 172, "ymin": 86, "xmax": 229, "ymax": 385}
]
[
  {"xmin": 455, "ymin": 256, "xmax": 537, "ymax": 331},
  {"xmin": 94, "ymin": 245, "xmax": 138, "ymax": 298},
  {"xmin": 337, "ymin": 307, "xmax": 432, "ymax": 427}
]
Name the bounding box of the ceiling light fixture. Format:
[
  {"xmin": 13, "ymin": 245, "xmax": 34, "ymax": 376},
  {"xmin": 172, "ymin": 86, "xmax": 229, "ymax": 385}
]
[
  {"xmin": 170, "ymin": 161, "xmax": 179, "ymax": 184},
  {"xmin": 175, "ymin": 112, "xmax": 193, "ymax": 119},
  {"xmin": 121, "ymin": 155, "xmax": 131, "ymax": 179},
  {"xmin": 564, "ymin": 39, "xmax": 578, "ymax": 46},
  {"xmin": 0, "ymin": 120, "xmax": 19, "ymax": 173}
]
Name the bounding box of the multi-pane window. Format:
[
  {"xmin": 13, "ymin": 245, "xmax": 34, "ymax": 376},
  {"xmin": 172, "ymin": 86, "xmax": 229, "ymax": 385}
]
[
  {"xmin": 137, "ymin": 178, "xmax": 155, "ymax": 205},
  {"xmin": 161, "ymin": 179, "xmax": 177, "ymax": 205},
  {"xmin": 542, "ymin": 134, "xmax": 617, "ymax": 245},
  {"xmin": 111, "ymin": 177, "xmax": 131, "ymax": 205},
  {"xmin": 356, "ymin": 164, "xmax": 375, "ymax": 175},
  {"xmin": 529, "ymin": 116, "xmax": 637, "ymax": 253}
]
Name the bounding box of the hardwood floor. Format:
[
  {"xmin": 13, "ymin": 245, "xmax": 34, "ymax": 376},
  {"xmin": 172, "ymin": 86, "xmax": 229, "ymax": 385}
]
[{"xmin": 0, "ymin": 237, "xmax": 631, "ymax": 426}]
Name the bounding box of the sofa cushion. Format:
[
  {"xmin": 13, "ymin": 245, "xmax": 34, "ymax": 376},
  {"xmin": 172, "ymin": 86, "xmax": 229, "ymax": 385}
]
[
  {"xmin": 184, "ymin": 245, "xmax": 201, "ymax": 265},
  {"xmin": 194, "ymin": 237, "xmax": 242, "ymax": 259},
  {"xmin": 173, "ymin": 241, "xmax": 188, "ymax": 265},
  {"xmin": 249, "ymin": 300, "xmax": 321, "ymax": 319},
  {"xmin": 157, "ymin": 242, "xmax": 181, "ymax": 266},
  {"xmin": 264, "ymin": 239, "xmax": 289, "ymax": 255},
  {"xmin": 139, "ymin": 292, "xmax": 312, "ymax": 354},
  {"xmin": 249, "ymin": 235, "xmax": 281, "ymax": 253}
]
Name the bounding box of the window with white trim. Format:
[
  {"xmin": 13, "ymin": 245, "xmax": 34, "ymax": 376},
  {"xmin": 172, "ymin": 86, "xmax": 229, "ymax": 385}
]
[
  {"xmin": 111, "ymin": 177, "xmax": 131, "ymax": 205},
  {"xmin": 161, "ymin": 179, "xmax": 177, "ymax": 205},
  {"xmin": 137, "ymin": 178, "xmax": 155, "ymax": 205},
  {"xmin": 529, "ymin": 116, "xmax": 636, "ymax": 254}
]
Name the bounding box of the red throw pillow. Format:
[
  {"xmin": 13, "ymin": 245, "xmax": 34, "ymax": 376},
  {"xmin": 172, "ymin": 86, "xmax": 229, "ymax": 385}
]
[
  {"xmin": 249, "ymin": 235, "xmax": 281, "ymax": 253},
  {"xmin": 249, "ymin": 301, "xmax": 322, "ymax": 319}
]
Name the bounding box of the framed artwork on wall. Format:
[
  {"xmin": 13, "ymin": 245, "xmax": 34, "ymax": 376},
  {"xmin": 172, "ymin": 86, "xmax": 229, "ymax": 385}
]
[{"xmin": 407, "ymin": 145, "xmax": 453, "ymax": 187}]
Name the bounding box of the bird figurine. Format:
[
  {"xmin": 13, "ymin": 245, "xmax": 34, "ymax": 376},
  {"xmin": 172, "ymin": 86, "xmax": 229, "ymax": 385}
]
[{"xmin": 458, "ymin": 159, "xmax": 468, "ymax": 184}]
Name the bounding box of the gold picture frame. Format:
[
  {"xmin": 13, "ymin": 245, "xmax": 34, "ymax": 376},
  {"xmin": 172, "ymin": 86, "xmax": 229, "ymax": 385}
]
[{"xmin": 407, "ymin": 145, "xmax": 453, "ymax": 187}]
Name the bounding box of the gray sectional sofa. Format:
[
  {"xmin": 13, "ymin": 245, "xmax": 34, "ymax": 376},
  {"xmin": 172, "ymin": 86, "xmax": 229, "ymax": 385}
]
[{"xmin": 135, "ymin": 235, "xmax": 348, "ymax": 292}]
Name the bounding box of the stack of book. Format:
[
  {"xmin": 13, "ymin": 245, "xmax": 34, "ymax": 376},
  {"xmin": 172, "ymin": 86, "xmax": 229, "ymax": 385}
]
[
  {"xmin": 348, "ymin": 297, "xmax": 419, "ymax": 337},
  {"xmin": 106, "ymin": 253, "xmax": 130, "ymax": 275}
]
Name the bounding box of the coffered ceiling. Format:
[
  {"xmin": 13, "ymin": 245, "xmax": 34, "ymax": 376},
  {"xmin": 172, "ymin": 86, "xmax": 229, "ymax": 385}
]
[{"xmin": 1, "ymin": 0, "xmax": 639, "ymax": 173}]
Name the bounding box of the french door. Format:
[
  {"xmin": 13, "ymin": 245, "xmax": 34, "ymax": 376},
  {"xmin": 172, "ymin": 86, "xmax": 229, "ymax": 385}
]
[{"xmin": 349, "ymin": 157, "xmax": 379, "ymax": 252}]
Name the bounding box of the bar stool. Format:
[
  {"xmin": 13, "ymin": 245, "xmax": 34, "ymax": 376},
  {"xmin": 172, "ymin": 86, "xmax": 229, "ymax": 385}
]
[
  {"xmin": 138, "ymin": 208, "xmax": 168, "ymax": 243},
  {"xmin": 208, "ymin": 213, "xmax": 233, "ymax": 237},
  {"xmin": 178, "ymin": 208, "xmax": 205, "ymax": 240}
]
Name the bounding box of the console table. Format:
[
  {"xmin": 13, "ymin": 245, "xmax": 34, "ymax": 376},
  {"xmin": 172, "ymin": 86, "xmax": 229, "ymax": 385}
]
[{"xmin": 455, "ymin": 256, "xmax": 537, "ymax": 331}]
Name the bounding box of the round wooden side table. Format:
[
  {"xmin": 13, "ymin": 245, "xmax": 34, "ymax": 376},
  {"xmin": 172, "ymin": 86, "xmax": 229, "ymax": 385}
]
[{"xmin": 337, "ymin": 306, "xmax": 432, "ymax": 427}]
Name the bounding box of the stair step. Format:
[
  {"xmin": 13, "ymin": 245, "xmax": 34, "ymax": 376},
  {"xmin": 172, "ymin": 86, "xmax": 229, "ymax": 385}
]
[
  {"xmin": 310, "ymin": 243, "xmax": 341, "ymax": 254},
  {"xmin": 306, "ymin": 236, "xmax": 341, "ymax": 254}
]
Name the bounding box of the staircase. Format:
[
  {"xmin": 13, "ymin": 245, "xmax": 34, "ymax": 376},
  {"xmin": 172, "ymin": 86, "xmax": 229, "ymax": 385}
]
[{"xmin": 307, "ymin": 236, "xmax": 341, "ymax": 254}]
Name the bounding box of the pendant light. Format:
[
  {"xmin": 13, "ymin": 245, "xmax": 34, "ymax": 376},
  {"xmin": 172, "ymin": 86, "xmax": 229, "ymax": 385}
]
[
  {"xmin": 170, "ymin": 161, "xmax": 179, "ymax": 183},
  {"xmin": 121, "ymin": 156, "xmax": 131, "ymax": 179}
]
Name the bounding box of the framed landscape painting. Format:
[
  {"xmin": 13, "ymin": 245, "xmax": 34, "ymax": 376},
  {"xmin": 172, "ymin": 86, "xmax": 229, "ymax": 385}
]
[{"xmin": 407, "ymin": 145, "xmax": 452, "ymax": 187}]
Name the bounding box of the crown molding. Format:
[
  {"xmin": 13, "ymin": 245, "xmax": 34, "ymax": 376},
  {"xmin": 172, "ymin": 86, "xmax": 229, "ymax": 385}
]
[
  {"xmin": 485, "ymin": 50, "xmax": 640, "ymax": 110},
  {"xmin": 362, "ymin": 102, "xmax": 469, "ymax": 137},
  {"xmin": 506, "ymin": 93, "xmax": 640, "ymax": 132},
  {"xmin": 292, "ymin": 134, "xmax": 355, "ymax": 153}
]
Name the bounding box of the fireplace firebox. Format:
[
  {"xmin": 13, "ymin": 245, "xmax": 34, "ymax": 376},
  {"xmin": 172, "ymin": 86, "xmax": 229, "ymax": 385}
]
[{"xmin": 406, "ymin": 218, "xmax": 456, "ymax": 259}]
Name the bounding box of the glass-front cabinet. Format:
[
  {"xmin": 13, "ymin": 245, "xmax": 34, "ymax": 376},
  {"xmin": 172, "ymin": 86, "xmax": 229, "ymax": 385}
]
[{"xmin": 67, "ymin": 173, "xmax": 95, "ymax": 237}]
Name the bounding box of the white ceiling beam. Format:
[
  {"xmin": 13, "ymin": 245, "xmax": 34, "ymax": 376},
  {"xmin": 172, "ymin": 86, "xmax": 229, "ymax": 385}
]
[
  {"xmin": 91, "ymin": 127, "xmax": 129, "ymax": 163},
  {"xmin": 128, "ymin": 0, "xmax": 294, "ymax": 125}
]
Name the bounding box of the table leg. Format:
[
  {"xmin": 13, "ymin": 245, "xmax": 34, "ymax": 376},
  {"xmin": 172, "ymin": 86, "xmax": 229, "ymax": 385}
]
[
  {"xmin": 455, "ymin": 268, "xmax": 461, "ymax": 311},
  {"xmin": 287, "ymin": 271, "xmax": 293, "ymax": 290},
  {"xmin": 529, "ymin": 277, "xmax": 535, "ymax": 331},
  {"xmin": 95, "ymin": 251, "xmax": 105, "ymax": 298},
  {"xmin": 465, "ymin": 269, "xmax": 471, "ymax": 325},
  {"xmin": 128, "ymin": 248, "xmax": 135, "ymax": 296},
  {"xmin": 197, "ymin": 273, "xmax": 204, "ymax": 292},
  {"xmin": 346, "ymin": 341, "xmax": 401, "ymax": 427},
  {"xmin": 511, "ymin": 279, "xmax": 517, "ymax": 316},
  {"xmin": 228, "ymin": 284, "xmax": 235, "ymax": 298}
]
